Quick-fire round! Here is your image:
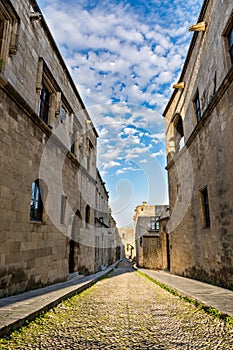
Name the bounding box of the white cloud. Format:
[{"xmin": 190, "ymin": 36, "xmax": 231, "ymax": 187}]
[
  {"xmin": 38, "ymin": 0, "xmax": 203, "ymax": 225},
  {"xmin": 150, "ymin": 150, "xmax": 165, "ymax": 158},
  {"xmin": 102, "ymin": 160, "xmax": 121, "ymax": 169},
  {"xmin": 116, "ymin": 167, "xmax": 142, "ymax": 175}
]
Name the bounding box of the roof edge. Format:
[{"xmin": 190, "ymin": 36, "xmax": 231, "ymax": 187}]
[{"xmin": 162, "ymin": 0, "xmax": 210, "ymax": 117}]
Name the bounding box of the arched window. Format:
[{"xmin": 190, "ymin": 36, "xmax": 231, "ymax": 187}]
[
  {"xmin": 85, "ymin": 205, "xmax": 91, "ymax": 226},
  {"xmin": 173, "ymin": 114, "xmax": 184, "ymax": 152},
  {"xmin": 30, "ymin": 179, "xmax": 44, "ymax": 221}
]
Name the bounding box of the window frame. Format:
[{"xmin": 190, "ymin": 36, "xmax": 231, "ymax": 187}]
[
  {"xmin": 60, "ymin": 106, "xmax": 66, "ymax": 124},
  {"xmin": 200, "ymin": 186, "xmax": 211, "ymax": 229},
  {"xmin": 193, "ymin": 90, "xmax": 202, "ymax": 123},
  {"xmin": 70, "ymin": 114, "xmax": 81, "ymax": 155},
  {"xmin": 222, "ymin": 12, "xmax": 233, "ymax": 66},
  {"xmin": 60, "ymin": 194, "xmax": 67, "ymax": 224},
  {"xmin": 38, "ymin": 84, "xmax": 51, "ymax": 124},
  {"xmin": 0, "ymin": 1, "xmax": 19, "ymax": 73},
  {"xmin": 228, "ymin": 26, "xmax": 233, "ymax": 64},
  {"xmin": 30, "ymin": 179, "xmax": 44, "ymax": 222},
  {"xmin": 36, "ymin": 58, "xmax": 60, "ymax": 127},
  {"xmin": 173, "ymin": 113, "xmax": 185, "ymax": 152},
  {"xmin": 149, "ymin": 216, "xmax": 160, "ymax": 231},
  {"xmin": 86, "ymin": 138, "xmax": 94, "ymax": 171},
  {"xmin": 85, "ymin": 204, "xmax": 91, "ymax": 227}
]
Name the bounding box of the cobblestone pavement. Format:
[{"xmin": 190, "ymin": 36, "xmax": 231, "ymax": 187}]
[{"xmin": 0, "ymin": 260, "xmax": 233, "ymax": 349}]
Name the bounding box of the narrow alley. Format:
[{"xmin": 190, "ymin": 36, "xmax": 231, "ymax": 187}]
[{"xmin": 0, "ymin": 260, "xmax": 232, "ymax": 349}]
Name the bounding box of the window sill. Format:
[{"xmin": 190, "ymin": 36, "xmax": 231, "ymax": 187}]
[{"xmin": 30, "ymin": 220, "xmax": 44, "ymax": 224}]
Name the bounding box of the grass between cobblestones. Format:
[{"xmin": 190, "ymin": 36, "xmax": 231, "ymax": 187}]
[
  {"xmin": 0, "ymin": 264, "xmax": 233, "ymax": 349},
  {"xmin": 0, "ymin": 289, "xmax": 92, "ymax": 349},
  {"xmin": 136, "ymin": 270, "xmax": 233, "ymax": 325}
]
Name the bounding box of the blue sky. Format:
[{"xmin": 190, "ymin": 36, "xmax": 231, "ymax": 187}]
[{"xmin": 37, "ymin": 0, "xmax": 203, "ymax": 227}]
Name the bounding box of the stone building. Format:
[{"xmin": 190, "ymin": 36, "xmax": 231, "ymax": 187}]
[
  {"xmin": 163, "ymin": 0, "xmax": 233, "ymax": 288},
  {"xmin": 118, "ymin": 227, "xmax": 135, "ymax": 260},
  {"xmin": 94, "ymin": 171, "xmax": 120, "ymax": 270},
  {"xmin": 0, "ymin": 0, "xmax": 118, "ymax": 297},
  {"xmin": 134, "ymin": 202, "xmax": 169, "ymax": 270}
]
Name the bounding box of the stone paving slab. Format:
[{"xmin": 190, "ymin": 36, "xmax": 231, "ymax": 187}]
[
  {"xmin": 0, "ymin": 262, "xmax": 118, "ymax": 336},
  {"xmin": 137, "ymin": 267, "xmax": 233, "ymax": 317}
]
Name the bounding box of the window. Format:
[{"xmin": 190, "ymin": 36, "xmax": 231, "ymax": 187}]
[
  {"xmin": 140, "ymin": 236, "xmax": 143, "ymax": 246},
  {"xmin": 60, "ymin": 106, "xmax": 66, "ymax": 123},
  {"xmin": 223, "ymin": 14, "xmax": 233, "ymax": 66},
  {"xmin": 193, "ymin": 90, "xmax": 201, "ymax": 122},
  {"xmin": 228, "ymin": 27, "xmax": 233, "ymax": 64},
  {"xmin": 85, "ymin": 205, "xmax": 90, "ymax": 226},
  {"xmin": 39, "ymin": 85, "xmax": 50, "ymax": 124},
  {"xmin": 200, "ymin": 187, "xmax": 210, "ymax": 228},
  {"xmin": 87, "ymin": 139, "xmax": 94, "ymax": 171},
  {"xmin": 174, "ymin": 114, "xmax": 184, "ymax": 152},
  {"xmin": 30, "ymin": 180, "xmax": 43, "ymax": 221},
  {"xmin": 36, "ymin": 58, "xmax": 60, "ymax": 127},
  {"xmin": 60, "ymin": 195, "xmax": 67, "ymax": 224},
  {"xmin": 150, "ymin": 217, "xmax": 160, "ymax": 231},
  {"xmin": 0, "ymin": 1, "xmax": 19, "ymax": 72},
  {"xmin": 150, "ymin": 217, "xmax": 156, "ymax": 230},
  {"xmin": 70, "ymin": 114, "xmax": 81, "ymax": 155},
  {"xmin": 0, "ymin": 19, "xmax": 3, "ymax": 71}
]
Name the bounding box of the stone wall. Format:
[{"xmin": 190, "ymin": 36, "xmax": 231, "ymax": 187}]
[
  {"xmin": 164, "ymin": 0, "xmax": 233, "ymax": 288},
  {"xmin": 0, "ymin": 0, "xmax": 117, "ymax": 297}
]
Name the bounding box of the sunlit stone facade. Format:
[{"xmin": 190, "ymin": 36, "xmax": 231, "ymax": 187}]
[
  {"xmin": 0, "ymin": 0, "xmax": 118, "ymax": 297},
  {"xmin": 164, "ymin": 0, "xmax": 233, "ymax": 288}
]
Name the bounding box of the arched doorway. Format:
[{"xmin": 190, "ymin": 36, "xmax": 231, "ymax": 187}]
[{"xmin": 69, "ymin": 210, "xmax": 82, "ymax": 273}]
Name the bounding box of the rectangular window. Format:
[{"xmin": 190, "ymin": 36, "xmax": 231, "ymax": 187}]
[
  {"xmin": 228, "ymin": 27, "xmax": 233, "ymax": 64},
  {"xmin": 60, "ymin": 195, "xmax": 67, "ymax": 224},
  {"xmin": 0, "ymin": 2, "xmax": 19, "ymax": 72},
  {"xmin": 140, "ymin": 236, "xmax": 143, "ymax": 246},
  {"xmin": 0, "ymin": 19, "xmax": 3, "ymax": 71},
  {"xmin": 194, "ymin": 90, "xmax": 201, "ymax": 122},
  {"xmin": 71, "ymin": 127, "xmax": 76, "ymax": 154},
  {"xmin": 201, "ymin": 187, "xmax": 210, "ymax": 228},
  {"xmin": 150, "ymin": 217, "xmax": 156, "ymax": 230},
  {"xmin": 87, "ymin": 139, "xmax": 94, "ymax": 171},
  {"xmin": 60, "ymin": 106, "xmax": 66, "ymax": 123},
  {"xmin": 30, "ymin": 180, "xmax": 43, "ymax": 222},
  {"xmin": 70, "ymin": 114, "xmax": 80, "ymax": 155},
  {"xmin": 150, "ymin": 217, "xmax": 160, "ymax": 231},
  {"xmin": 39, "ymin": 85, "xmax": 50, "ymax": 124}
]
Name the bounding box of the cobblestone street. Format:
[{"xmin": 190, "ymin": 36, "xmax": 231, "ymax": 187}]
[{"xmin": 0, "ymin": 260, "xmax": 233, "ymax": 349}]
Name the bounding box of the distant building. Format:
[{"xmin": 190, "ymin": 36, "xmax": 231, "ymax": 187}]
[
  {"xmin": 118, "ymin": 227, "xmax": 135, "ymax": 260},
  {"xmin": 94, "ymin": 171, "xmax": 120, "ymax": 270},
  {"xmin": 134, "ymin": 202, "xmax": 169, "ymax": 270},
  {"xmin": 0, "ymin": 0, "xmax": 118, "ymax": 297},
  {"xmin": 163, "ymin": 0, "xmax": 233, "ymax": 288}
]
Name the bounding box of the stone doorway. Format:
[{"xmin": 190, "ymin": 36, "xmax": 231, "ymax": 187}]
[
  {"xmin": 166, "ymin": 233, "xmax": 170, "ymax": 271},
  {"xmin": 69, "ymin": 210, "xmax": 82, "ymax": 273}
]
